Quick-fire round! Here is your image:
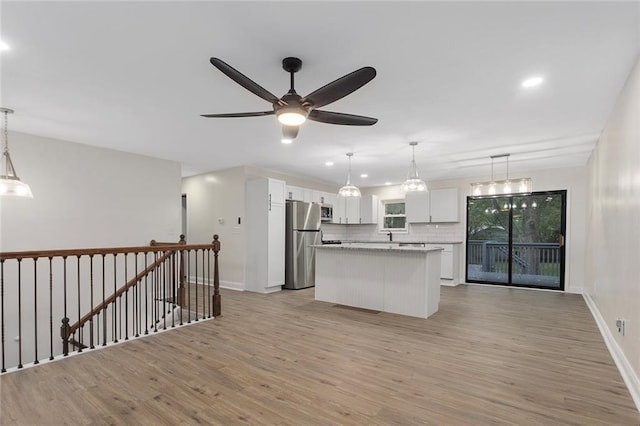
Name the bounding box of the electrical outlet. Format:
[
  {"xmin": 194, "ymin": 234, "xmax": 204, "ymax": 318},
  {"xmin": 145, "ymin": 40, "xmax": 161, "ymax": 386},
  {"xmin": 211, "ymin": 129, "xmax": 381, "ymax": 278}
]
[{"xmin": 615, "ymin": 319, "xmax": 625, "ymax": 336}]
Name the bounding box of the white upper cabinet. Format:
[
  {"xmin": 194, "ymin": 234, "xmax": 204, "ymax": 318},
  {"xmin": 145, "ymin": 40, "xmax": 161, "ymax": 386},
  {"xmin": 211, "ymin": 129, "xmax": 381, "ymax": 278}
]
[
  {"xmin": 334, "ymin": 196, "xmax": 359, "ymax": 224},
  {"xmin": 286, "ymin": 185, "xmax": 304, "ymax": 201},
  {"xmin": 405, "ymin": 188, "xmax": 459, "ymax": 223},
  {"xmin": 405, "ymin": 192, "xmax": 430, "ymax": 223},
  {"xmin": 345, "ymin": 197, "xmax": 360, "ymax": 224},
  {"xmin": 429, "ymin": 188, "xmax": 459, "ymax": 222},
  {"xmin": 359, "ymin": 195, "xmax": 379, "ymax": 224}
]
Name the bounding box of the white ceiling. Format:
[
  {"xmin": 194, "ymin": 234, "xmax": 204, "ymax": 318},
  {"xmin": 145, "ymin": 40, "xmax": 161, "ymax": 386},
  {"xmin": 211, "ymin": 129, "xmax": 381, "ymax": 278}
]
[{"xmin": 2, "ymin": 1, "xmax": 638, "ymax": 188}]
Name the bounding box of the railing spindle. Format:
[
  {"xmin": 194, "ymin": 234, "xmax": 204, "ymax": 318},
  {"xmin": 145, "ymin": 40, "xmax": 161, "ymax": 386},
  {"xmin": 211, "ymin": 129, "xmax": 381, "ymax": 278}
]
[
  {"xmin": 33, "ymin": 258, "xmax": 39, "ymax": 364},
  {"xmin": 49, "ymin": 258, "xmax": 54, "ymax": 360},
  {"xmin": 17, "ymin": 259, "xmax": 22, "ymax": 368},
  {"xmin": 113, "ymin": 254, "xmax": 117, "ymax": 344},
  {"xmin": 187, "ymin": 249, "xmax": 191, "ymax": 324},
  {"xmin": 207, "ymin": 248, "xmax": 211, "ymax": 318},
  {"xmin": 89, "ymin": 255, "xmax": 94, "ymax": 349},
  {"xmin": 195, "ymin": 249, "xmax": 199, "ymax": 322},
  {"xmin": 124, "ymin": 253, "xmax": 129, "ymax": 341},
  {"xmin": 62, "ymin": 256, "xmax": 68, "ymax": 356},
  {"xmin": 102, "ymin": 254, "xmax": 107, "ymax": 347},
  {"xmin": 179, "ymin": 248, "xmax": 184, "ymax": 326},
  {"xmin": 133, "ymin": 253, "xmax": 140, "ymax": 337},
  {"xmin": 1, "ymin": 259, "xmax": 5, "ymax": 372},
  {"xmin": 144, "ymin": 253, "xmax": 149, "ymax": 335},
  {"xmin": 76, "ymin": 255, "xmax": 83, "ymax": 353}
]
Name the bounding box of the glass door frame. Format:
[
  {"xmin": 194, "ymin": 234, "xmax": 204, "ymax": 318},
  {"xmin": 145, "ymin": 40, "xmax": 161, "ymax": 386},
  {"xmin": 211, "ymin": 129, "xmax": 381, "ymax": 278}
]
[{"xmin": 465, "ymin": 190, "xmax": 567, "ymax": 291}]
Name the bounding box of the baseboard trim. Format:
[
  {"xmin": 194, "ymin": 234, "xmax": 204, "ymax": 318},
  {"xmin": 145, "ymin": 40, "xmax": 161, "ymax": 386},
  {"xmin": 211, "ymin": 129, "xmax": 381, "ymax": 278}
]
[
  {"xmin": 583, "ymin": 292, "xmax": 640, "ymax": 413},
  {"xmin": 220, "ymin": 280, "xmax": 245, "ymax": 291},
  {"xmin": 186, "ymin": 276, "xmax": 245, "ymax": 292}
]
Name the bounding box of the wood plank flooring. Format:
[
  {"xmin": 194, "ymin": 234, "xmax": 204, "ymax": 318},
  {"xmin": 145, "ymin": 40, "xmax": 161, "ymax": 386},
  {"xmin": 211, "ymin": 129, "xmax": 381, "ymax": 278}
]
[{"xmin": 1, "ymin": 284, "xmax": 638, "ymax": 425}]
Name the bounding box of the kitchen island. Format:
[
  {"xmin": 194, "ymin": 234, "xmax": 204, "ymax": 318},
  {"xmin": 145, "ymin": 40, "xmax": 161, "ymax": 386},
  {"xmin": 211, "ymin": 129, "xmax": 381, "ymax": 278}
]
[{"xmin": 314, "ymin": 244, "xmax": 442, "ymax": 319}]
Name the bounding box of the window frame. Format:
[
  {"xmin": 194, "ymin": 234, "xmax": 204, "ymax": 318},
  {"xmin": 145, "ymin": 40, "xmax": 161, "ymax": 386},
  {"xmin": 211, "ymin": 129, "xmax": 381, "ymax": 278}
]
[{"xmin": 379, "ymin": 199, "xmax": 408, "ymax": 233}]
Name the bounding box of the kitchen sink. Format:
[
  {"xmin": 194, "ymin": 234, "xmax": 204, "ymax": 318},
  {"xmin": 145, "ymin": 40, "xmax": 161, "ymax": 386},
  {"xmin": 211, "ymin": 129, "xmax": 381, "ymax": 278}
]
[{"xmin": 398, "ymin": 242, "xmax": 426, "ymax": 247}]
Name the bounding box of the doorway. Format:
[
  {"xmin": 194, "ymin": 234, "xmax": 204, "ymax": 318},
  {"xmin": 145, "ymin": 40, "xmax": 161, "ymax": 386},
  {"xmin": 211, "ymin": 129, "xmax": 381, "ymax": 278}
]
[
  {"xmin": 181, "ymin": 194, "xmax": 187, "ymax": 238},
  {"xmin": 465, "ymin": 190, "xmax": 566, "ymax": 290}
]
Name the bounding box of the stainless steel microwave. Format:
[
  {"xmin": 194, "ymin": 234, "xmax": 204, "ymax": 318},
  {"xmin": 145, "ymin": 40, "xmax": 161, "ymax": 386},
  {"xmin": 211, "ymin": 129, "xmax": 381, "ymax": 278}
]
[{"xmin": 320, "ymin": 204, "xmax": 333, "ymax": 223}]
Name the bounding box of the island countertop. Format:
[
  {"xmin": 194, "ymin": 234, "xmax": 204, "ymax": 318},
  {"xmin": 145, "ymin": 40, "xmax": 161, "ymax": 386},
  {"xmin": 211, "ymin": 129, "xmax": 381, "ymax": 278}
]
[
  {"xmin": 339, "ymin": 240, "xmax": 463, "ymax": 245},
  {"xmin": 313, "ymin": 243, "xmax": 443, "ymax": 252},
  {"xmin": 314, "ymin": 243, "xmax": 442, "ymax": 319}
]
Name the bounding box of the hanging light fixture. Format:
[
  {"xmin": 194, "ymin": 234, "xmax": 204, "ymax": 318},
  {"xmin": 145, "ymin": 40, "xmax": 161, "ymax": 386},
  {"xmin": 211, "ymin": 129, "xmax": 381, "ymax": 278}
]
[
  {"xmin": 0, "ymin": 108, "xmax": 33, "ymax": 198},
  {"xmin": 338, "ymin": 152, "xmax": 361, "ymax": 197},
  {"xmin": 469, "ymin": 154, "xmax": 531, "ymax": 197},
  {"xmin": 401, "ymin": 141, "xmax": 427, "ymax": 193}
]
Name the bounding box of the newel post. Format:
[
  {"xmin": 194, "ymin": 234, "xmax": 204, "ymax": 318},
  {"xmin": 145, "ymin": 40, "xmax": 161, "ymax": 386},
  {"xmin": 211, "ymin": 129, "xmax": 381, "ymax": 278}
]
[
  {"xmin": 60, "ymin": 317, "xmax": 70, "ymax": 356},
  {"xmin": 212, "ymin": 234, "xmax": 221, "ymax": 317}
]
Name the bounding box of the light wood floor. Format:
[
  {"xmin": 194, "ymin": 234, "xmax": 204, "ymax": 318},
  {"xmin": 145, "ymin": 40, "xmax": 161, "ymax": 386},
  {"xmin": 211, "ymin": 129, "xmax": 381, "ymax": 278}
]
[{"xmin": 1, "ymin": 285, "xmax": 638, "ymax": 425}]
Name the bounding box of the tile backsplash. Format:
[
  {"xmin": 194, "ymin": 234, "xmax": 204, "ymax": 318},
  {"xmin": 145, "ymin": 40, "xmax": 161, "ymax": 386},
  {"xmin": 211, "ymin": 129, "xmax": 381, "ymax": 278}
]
[{"xmin": 321, "ymin": 223, "xmax": 464, "ymax": 243}]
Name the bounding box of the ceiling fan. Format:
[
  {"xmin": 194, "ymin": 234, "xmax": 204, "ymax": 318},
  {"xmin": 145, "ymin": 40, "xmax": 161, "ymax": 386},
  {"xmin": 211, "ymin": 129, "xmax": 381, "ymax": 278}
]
[{"xmin": 202, "ymin": 57, "xmax": 378, "ymax": 142}]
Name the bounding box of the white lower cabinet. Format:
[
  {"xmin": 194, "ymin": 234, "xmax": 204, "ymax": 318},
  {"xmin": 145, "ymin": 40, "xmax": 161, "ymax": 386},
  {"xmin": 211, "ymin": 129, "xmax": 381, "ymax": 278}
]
[
  {"xmin": 245, "ymin": 178, "xmax": 285, "ymax": 293},
  {"xmin": 426, "ymin": 243, "xmax": 460, "ymax": 285}
]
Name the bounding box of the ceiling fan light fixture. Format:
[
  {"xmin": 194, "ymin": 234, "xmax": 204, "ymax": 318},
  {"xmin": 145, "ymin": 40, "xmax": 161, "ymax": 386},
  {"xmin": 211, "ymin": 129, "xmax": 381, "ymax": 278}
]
[
  {"xmin": 401, "ymin": 142, "xmax": 428, "ymax": 193},
  {"xmin": 276, "ymin": 109, "xmax": 307, "ymax": 126}
]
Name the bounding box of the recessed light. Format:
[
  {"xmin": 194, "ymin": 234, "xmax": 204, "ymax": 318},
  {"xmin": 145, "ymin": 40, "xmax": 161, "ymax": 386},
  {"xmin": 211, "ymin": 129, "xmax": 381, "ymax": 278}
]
[
  {"xmin": 0, "ymin": 40, "xmax": 9, "ymax": 51},
  {"xmin": 385, "ymin": 182, "xmax": 392, "ymax": 186},
  {"xmin": 281, "ymin": 138, "xmax": 293, "ymax": 144},
  {"xmin": 521, "ymin": 76, "xmax": 543, "ymax": 88},
  {"xmin": 325, "ymin": 161, "xmax": 334, "ymax": 166},
  {"xmin": 360, "ymin": 174, "xmax": 368, "ymax": 178}
]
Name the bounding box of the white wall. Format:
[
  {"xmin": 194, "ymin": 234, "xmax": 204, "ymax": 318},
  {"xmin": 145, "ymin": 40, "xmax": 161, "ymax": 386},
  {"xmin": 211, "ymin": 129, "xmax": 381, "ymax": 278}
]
[
  {"xmin": 0, "ymin": 131, "xmax": 182, "ymax": 250},
  {"xmin": 585, "ymin": 56, "xmax": 640, "ymax": 406},
  {"xmin": 182, "ymin": 167, "xmax": 246, "ymax": 288}
]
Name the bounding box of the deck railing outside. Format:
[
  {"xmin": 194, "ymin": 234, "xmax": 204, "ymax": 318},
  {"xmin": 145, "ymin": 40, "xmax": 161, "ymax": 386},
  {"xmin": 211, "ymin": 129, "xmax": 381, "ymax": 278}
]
[
  {"xmin": 0, "ymin": 235, "xmax": 221, "ymax": 373},
  {"xmin": 467, "ymin": 240, "xmax": 560, "ymax": 276}
]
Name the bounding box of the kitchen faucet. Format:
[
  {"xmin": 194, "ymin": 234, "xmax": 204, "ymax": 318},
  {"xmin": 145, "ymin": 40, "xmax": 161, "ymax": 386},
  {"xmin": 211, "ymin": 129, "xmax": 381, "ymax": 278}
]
[{"xmin": 387, "ymin": 231, "xmax": 393, "ymax": 242}]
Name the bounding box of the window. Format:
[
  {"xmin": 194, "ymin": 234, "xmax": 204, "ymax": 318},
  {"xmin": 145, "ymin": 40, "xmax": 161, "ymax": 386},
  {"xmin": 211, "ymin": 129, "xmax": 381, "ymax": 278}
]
[{"xmin": 381, "ymin": 200, "xmax": 407, "ymax": 231}]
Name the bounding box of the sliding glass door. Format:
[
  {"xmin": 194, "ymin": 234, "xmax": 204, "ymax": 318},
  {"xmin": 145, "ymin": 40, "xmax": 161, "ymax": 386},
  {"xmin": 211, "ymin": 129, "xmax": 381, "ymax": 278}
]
[{"xmin": 466, "ymin": 191, "xmax": 566, "ymax": 290}]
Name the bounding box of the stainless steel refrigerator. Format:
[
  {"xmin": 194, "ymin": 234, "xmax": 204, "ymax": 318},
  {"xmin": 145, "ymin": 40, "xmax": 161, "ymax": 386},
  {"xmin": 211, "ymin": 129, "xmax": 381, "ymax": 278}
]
[{"xmin": 284, "ymin": 200, "xmax": 321, "ymax": 289}]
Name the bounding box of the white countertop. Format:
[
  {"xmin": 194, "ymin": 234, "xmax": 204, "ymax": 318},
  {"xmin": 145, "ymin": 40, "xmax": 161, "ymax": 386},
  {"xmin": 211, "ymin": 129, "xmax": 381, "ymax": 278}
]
[
  {"xmin": 313, "ymin": 243, "xmax": 443, "ymax": 252},
  {"xmin": 342, "ymin": 240, "xmax": 463, "ymax": 245}
]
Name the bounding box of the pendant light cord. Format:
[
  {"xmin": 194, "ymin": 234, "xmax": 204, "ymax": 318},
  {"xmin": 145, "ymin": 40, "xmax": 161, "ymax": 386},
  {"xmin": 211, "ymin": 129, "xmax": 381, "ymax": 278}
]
[
  {"xmin": 506, "ymin": 155, "xmax": 509, "ymax": 180},
  {"xmin": 490, "ymin": 156, "xmax": 494, "ymax": 181},
  {"xmin": 346, "ymin": 153, "xmax": 353, "ymax": 185}
]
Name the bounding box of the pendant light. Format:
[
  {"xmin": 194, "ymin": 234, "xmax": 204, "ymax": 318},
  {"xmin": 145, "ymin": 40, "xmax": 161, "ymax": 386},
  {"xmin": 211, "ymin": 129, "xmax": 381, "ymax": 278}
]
[
  {"xmin": 338, "ymin": 152, "xmax": 361, "ymax": 197},
  {"xmin": 401, "ymin": 142, "xmax": 427, "ymax": 192},
  {"xmin": 0, "ymin": 108, "xmax": 33, "ymax": 198},
  {"xmin": 470, "ymin": 153, "xmax": 531, "ymax": 197}
]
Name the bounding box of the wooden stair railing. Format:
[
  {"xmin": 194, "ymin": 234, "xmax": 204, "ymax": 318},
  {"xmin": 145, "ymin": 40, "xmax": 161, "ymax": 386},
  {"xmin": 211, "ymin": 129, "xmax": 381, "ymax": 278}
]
[
  {"xmin": 0, "ymin": 235, "xmax": 221, "ymax": 372},
  {"xmin": 60, "ymin": 250, "xmax": 175, "ymax": 355}
]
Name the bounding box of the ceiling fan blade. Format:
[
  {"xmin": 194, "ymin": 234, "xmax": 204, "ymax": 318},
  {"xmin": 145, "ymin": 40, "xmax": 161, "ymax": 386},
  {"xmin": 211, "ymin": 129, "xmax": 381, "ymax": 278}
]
[
  {"xmin": 302, "ymin": 67, "xmax": 376, "ymax": 109},
  {"xmin": 210, "ymin": 58, "xmax": 281, "ymax": 104},
  {"xmin": 201, "ymin": 111, "xmax": 274, "ymax": 118},
  {"xmin": 282, "ymin": 125, "xmax": 299, "ymax": 140},
  {"xmin": 308, "ymin": 110, "xmax": 378, "ymax": 126}
]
